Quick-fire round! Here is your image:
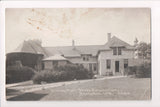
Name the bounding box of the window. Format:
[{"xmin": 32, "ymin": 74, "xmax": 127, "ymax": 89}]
[
  {"xmin": 83, "ymin": 57, "xmax": 86, "ymax": 61},
  {"xmin": 118, "ymin": 47, "xmax": 122, "ymax": 55},
  {"xmin": 82, "ymin": 54, "xmax": 91, "ymax": 61},
  {"xmin": 93, "ymin": 63, "xmax": 97, "ymax": 71},
  {"xmin": 124, "ymin": 59, "xmax": 128, "ymax": 68},
  {"xmin": 113, "ymin": 47, "xmax": 122, "ymax": 55},
  {"xmin": 86, "ymin": 57, "xmax": 89, "ymax": 61},
  {"xmin": 113, "ymin": 47, "xmax": 117, "ymax": 55},
  {"xmin": 106, "ymin": 60, "xmax": 111, "ymax": 69}
]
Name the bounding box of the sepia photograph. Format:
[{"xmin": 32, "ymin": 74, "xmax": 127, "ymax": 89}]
[{"xmin": 5, "ymin": 8, "xmax": 151, "ymax": 101}]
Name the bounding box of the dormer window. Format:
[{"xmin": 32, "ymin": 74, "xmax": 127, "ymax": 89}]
[
  {"xmin": 83, "ymin": 57, "xmax": 89, "ymax": 61},
  {"xmin": 81, "ymin": 54, "xmax": 91, "ymax": 61}
]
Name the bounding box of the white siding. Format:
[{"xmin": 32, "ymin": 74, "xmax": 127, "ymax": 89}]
[
  {"xmin": 98, "ymin": 49, "xmax": 134, "ymax": 76},
  {"xmin": 66, "ymin": 56, "xmax": 97, "ymax": 64}
]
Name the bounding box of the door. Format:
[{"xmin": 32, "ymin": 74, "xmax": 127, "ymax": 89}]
[
  {"xmin": 115, "ymin": 61, "xmax": 119, "ymax": 72},
  {"xmin": 89, "ymin": 63, "xmax": 92, "ymax": 71}
]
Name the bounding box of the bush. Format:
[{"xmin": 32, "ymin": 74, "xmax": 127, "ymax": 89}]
[
  {"xmin": 55, "ymin": 64, "xmax": 93, "ymax": 79},
  {"xmin": 136, "ymin": 62, "xmax": 151, "ymax": 78},
  {"xmin": 32, "ymin": 64, "xmax": 94, "ymax": 84},
  {"xmin": 127, "ymin": 66, "xmax": 136, "ymax": 75},
  {"xmin": 125, "ymin": 61, "xmax": 151, "ymax": 78},
  {"xmin": 6, "ymin": 66, "xmax": 35, "ymax": 84}
]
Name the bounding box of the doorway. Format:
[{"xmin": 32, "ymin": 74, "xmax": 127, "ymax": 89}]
[{"xmin": 115, "ymin": 61, "xmax": 119, "ymax": 72}]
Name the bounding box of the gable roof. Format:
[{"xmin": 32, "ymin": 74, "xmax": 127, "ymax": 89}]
[
  {"xmin": 106, "ymin": 36, "xmax": 133, "ymax": 47},
  {"xmin": 103, "ymin": 36, "xmax": 135, "ymax": 50}
]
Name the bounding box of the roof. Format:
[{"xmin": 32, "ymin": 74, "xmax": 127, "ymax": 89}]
[
  {"xmin": 9, "ymin": 35, "xmax": 134, "ymax": 58},
  {"xmin": 104, "ymin": 36, "xmax": 134, "ymax": 49},
  {"xmin": 43, "ymin": 54, "xmax": 68, "ymax": 61},
  {"xmin": 44, "ymin": 45, "xmax": 104, "ymax": 57},
  {"xmin": 10, "ymin": 40, "xmax": 49, "ymax": 57},
  {"xmin": 44, "ymin": 36, "xmax": 134, "ymax": 57},
  {"xmin": 96, "ymin": 36, "xmax": 135, "ymax": 54}
]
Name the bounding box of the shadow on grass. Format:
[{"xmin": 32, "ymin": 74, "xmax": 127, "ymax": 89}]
[{"xmin": 7, "ymin": 92, "xmax": 47, "ymax": 101}]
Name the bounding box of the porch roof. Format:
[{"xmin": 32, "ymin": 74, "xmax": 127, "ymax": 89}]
[{"xmin": 43, "ymin": 54, "xmax": 68, "ymax": 61}]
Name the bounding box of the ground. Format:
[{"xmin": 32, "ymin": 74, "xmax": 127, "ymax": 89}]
[{"xmin": 6, "ymin": 76, "xmax": 151, "ymax": 101}]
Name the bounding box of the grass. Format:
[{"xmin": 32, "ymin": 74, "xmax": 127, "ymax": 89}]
[{"xmin": 7, "ymin": 77, "xmax": 151, "ymax": 101}]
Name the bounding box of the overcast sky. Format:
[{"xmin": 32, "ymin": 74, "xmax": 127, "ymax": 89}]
[{"xmin": 5, "ymin": 8, "xmax": 151, "ymax": 53}]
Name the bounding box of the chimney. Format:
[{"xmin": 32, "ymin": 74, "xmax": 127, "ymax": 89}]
[
  {"xmin": 108, "ymin": 33, "xmax": 111, "ymax": 42},
  {"xmin": 72, "ymin": 40, "xmax": 75, "ymax": 49}
]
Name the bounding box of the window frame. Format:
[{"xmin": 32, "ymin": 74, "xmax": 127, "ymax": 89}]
[
  {"xmin": 106, "ymin": 59, "xmax": 111, "ymax": 69},
  {"xmin": 118, "ymin": 47, "xmax": 122, "ymax": 55},
  {"xmin": 113, "ymin": 47, "xmax": 117, "ymax": 55},
  {"xmin": 93, "ymin": 63, "xmax": 97, "ymax": 71},
  {"xmin": 82, "ymin": 54, "xmax": 91, "ymax": 61}
]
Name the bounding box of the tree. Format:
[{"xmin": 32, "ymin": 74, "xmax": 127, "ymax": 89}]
[{"xmin": 137, "ymin": 42, "xmax": 151, "ymax": 59}]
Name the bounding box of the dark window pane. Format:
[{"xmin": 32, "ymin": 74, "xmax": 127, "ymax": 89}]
[
  {"xmin": 83, "ymin": 57, "xmax": 85, "ymax": 61},
  {"xmin": 113, "ymin": 47, "xmax": 117, "ymax": 55},
  {"xmin": 118, "ymin": 47, "xmax": 122, "ymax": 55},
  {"xmin": 106, "ymin": 60, "xmax": 111, "ymax": 69},
  {"xmin": 82, "ymin": 54, "xmax": 91, "ymax": 61},
  {"xmin": 94, "ymin": 64, "xmax": 97, "ymax": 71}
]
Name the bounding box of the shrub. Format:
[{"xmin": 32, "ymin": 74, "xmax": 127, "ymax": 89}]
[
  {"xmin": 32, "ymin": 64, "xmax": 94, "ymax": 84},
  {"xmin": 6, "ymin": 66, "xmax": 35, "ymax": 84},
  {"xmin": 127, "ymin": 66, "xmax": 136, "ymax": 75},
  {"xmin": 55, "ymin": 64, "xmax": 93, "ymax": 79},
  {"xmin": 136, "ymin": 62, "xmax": 151, "ymax": 78}
]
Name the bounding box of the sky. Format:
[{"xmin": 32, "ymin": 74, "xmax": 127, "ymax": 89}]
[{"xmin": 5, "ymin": 8, "xmax": 151, "ymax": 53}]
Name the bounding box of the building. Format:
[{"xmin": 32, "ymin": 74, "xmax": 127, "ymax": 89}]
[{"xmin": 6, "ymin": 33, "xmax": 137, "ymax": 76}]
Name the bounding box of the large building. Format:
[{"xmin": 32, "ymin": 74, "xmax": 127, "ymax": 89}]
[{"xmin": 6, "ymin": 33, "xmax": 138, "ymax": 76}]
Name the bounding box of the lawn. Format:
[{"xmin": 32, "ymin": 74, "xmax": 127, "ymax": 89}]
[{"xmin": 7, "ymin": 77, "xmax": 151, "ymax": 101}]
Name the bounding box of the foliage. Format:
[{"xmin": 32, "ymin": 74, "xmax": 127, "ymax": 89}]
[
  {"xmin": 32, "ymin": 64, "xmax": 93, "ymax": 84},
  {"xmin": 126, "ymin": 62, "xmax": 151, "ymax": 78},
  {"xmin": 55, "ymin": 64, "xmax": 93, "ymax": 79},
  {"xmin": 137, "ymin": 42, "xmax": 151, "ymax": 59},
  {"xmin": 135, "ymin": 62, "xmax": 151, "ymax": 78},
  {"xmin": 6, "ymin": 66, "xmax": 35, "ymax": 84},
  {"xmin": 126, "ymin": 67, "xmax": 136, "ymax": 75}
]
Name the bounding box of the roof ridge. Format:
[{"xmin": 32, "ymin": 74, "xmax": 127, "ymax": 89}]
[
  {"xmin": 105, "ymin": 35, "xmax": 132, "ymax": 47},
  {"xmin": 44, "ymin": 44, "xmax": 104, "ymax": 48}
]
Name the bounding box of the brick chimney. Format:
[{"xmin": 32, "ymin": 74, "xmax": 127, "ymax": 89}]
[{"xmin": 108, "ymin": 33, "xmax": 111, "ymax": 42}]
